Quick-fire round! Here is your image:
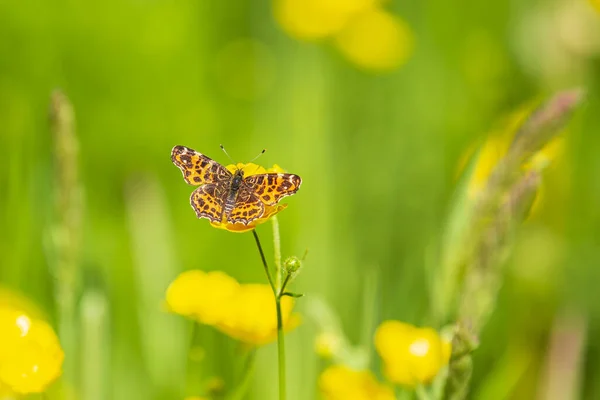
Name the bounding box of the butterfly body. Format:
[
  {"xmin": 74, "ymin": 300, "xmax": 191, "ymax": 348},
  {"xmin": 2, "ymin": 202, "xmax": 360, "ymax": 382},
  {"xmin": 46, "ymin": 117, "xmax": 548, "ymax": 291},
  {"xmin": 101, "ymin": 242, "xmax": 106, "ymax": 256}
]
[
  {"xmin": 223, "ymin": 169, "xmax": 245, "ymax": 219},
  {"xmin": 171, "ymin": 145, "xmax": 302, "ymax": 226}
]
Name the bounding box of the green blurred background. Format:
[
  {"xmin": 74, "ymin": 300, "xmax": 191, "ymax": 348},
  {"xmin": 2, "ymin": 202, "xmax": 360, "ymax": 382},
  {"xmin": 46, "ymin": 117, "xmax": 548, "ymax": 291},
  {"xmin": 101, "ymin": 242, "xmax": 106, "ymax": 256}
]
[{"xmin": 2, "ymin": 0, "xmax": 600, "ymax": 398}]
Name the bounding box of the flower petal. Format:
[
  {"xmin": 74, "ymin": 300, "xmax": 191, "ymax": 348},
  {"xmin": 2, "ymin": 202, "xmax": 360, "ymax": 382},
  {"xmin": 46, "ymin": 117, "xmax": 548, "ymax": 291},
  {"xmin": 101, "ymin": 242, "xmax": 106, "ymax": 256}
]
[
  {"xmin": 165, "ymin": 270, "xmax": 240, "ymax": 324},
  {"xmin": 319, "ymin": 365, "xmax": 395, "ymax": 400},
  {"xmin": 0, "ymin": 312, "xmax": 63, "ymax": 394},
  {"xmin": 374, "ymin": 320, "xmax": 451, "ymax": 386}
]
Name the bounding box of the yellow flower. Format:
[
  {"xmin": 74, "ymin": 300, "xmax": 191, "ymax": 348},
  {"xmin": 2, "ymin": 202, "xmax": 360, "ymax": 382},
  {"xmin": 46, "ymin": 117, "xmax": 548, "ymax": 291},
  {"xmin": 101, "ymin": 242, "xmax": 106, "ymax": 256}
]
[
  {"xmin": 319, "ymin": 365, "xmax": 395, "ymax": 400},
  {"xmin": 210, "ymin": 163, "xmax": 289, "ymax": 233},
  {"xmin": 374, "ymin": 321, "xmax": 451, "ymax": 386},
  {"xmin": 0, "ymin": 307, "xmax": 64, "ymax": 394},
  {"xmin": 215, "ymin": 284, "xmax": 300, "ymax": 345},
  {"xmin": 165, "ymin": 270, "xmax": 240, "ymax": 324},
  {"xmin": 273, "ymin": 0, "xmax": 379, "ymax": 40},
  {"xmin": 0, "ymin": 382, "xmax": 13, "ymax": 397},
  {"xmin": 0, "ymin": 287, "xmax": 45, "ymax": 319},
  {"xmin": 334, "ymin": 8, "xmax": 413, "ymax": 71},
  {"xmin": 166, "ymin": 271, "xmax": 300, "ymax": 346},
  {"xmin": 273, "ymin": 0, "xmax": 413, "ymax": 71}
]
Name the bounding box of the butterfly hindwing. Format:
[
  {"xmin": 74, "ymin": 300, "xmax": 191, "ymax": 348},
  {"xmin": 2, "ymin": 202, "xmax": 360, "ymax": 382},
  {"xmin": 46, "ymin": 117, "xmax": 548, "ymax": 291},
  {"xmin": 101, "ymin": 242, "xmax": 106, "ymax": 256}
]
[
  {"xmin": 172, "ymin": 145, "xmax": 302, "ymax": 226},
  {"xmin": 228, "ymin": 185, "xmax": 265, "ymax": 225},
  {"xmin": 190, "ymin": 184, "xmax": 227, "ymax": 223}
]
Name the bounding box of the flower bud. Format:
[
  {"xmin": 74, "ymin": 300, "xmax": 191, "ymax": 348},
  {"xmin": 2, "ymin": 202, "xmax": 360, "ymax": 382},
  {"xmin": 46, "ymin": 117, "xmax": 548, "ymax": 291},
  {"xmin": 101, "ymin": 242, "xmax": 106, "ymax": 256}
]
[
  {"xmin": 283, "ymin": 256, "xmax": 302, "ymax": 275},
  {"xmin": 283, "ymin": 256, "xmax": 302, "ymax": 276}
]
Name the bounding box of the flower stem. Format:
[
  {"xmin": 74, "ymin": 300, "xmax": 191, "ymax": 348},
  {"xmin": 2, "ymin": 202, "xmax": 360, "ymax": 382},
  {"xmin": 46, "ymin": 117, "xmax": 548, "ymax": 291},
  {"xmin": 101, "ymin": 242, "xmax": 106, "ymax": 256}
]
[
  {"xmin": 252, "ymin": 229, "xmax": 286, "ymax": 400},
  {"xmin": 252, "ymin": 229, "xmax": 275, "ymax": 295},
  {"xmin": 271, "ymin": 216, "xmax": 282, "ymax": 290},
  {"xmin": 275, "ymin": 296, "xmax": 286, "ymax": 400}
]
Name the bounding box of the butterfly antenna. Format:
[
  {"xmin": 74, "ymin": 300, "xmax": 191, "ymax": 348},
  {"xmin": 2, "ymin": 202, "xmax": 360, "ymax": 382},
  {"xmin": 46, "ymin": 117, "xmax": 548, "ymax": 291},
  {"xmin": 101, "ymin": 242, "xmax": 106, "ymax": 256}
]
[
  {"xmin": 220, "ymin": 144, "xmax": 236, "ymax": 164},
  {"xmin": 249, "ymin": 148, "xmax": 267, "ymax": 163}
]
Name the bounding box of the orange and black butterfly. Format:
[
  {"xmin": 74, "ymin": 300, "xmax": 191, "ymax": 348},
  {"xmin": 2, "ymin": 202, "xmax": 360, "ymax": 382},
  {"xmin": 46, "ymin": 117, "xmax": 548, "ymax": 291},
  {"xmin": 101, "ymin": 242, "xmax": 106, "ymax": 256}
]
[{"xmin": 171, "ymin": 145, "xmax": 302, "ymax": 225}]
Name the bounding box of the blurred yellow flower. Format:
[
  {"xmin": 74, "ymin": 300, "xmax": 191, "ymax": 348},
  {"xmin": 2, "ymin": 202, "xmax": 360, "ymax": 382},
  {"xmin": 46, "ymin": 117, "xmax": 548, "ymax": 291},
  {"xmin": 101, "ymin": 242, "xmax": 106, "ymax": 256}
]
[
  {"xmin": 0, "ymin": 382, "xmax": 12, "ymax": 397},
  {"xmin": 216, "ymin": 284, "xmax": 300, "ymax": 345},
  {"xmin": 0, "ymin": 287, "xmax": 44, "ymax": 319},
  {"xmin": 273, "ymin": 0, "xmax": 413, "ymax": 72},
  {"xmin": 589, "ymin": 0, "xmax": 600, "ymax": 13},
  {"xmin": 375, "ymin": 321, "xmax": 450, "ymax": 387},
  {"xmin": 166, "ymin": 271, "xmax": 300, "ymax": 346},
  {"xmin": 334, "ymin": 8, "xmax": 413, "ymax": 71},
  {"xmin": 0, "ymin": 307, "xmax": 63, "ymax": 394},
  {"xmin": 210, "ymin": 163, "xmax": 289, "ymax": 233},
  {"xmin": 319, "ymin": 365, "xmax": 395, "ymax": 400},
  {"xmin": 165, "ymin": 270, "xmax": 240, "ymax": 324},
  {"xmin": 273, "ymin": 0, "xmax": 378, "ymax": 40}
]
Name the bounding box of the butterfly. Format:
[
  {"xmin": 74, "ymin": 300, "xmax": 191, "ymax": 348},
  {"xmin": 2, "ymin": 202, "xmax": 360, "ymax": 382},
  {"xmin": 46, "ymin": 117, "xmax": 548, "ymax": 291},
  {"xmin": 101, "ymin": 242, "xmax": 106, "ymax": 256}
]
[{"xmin": 171, "ymin": 145, "xmax": 302, "ymax": 225}]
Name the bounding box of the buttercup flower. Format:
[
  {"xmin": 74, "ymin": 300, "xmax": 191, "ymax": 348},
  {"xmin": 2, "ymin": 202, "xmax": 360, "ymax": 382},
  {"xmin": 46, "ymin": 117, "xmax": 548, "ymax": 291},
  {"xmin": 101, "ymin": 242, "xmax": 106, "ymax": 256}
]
[
  {"xmin": 210, "ymin": 163, "xmax": 289, "ymax": 233},
  {"xmin": 215, "ymin": 284, "xmax": 300, "ymax": 345},
  {"xmin": 0, "ymin": 307, "xmax": 64, "ymax": 394},
  {"xmin": 165, "ymin": 270, "xmax": 240, "ymax": 324},
  {"xmin": 166, "ymin": 271, "xmax": 300, "ymax": 345},
  {"xmin": 334, "ymin": 8, "xmax": 413, "ymax": 71},
  {"xmin": 319, "ymin": 365, "xmax": 395, "ymax": 400},
  {"xmin": 274, "ymin": 0, "xmax": 378, "ymax": 40},
  {"xmin": 0, "ymin": 287, "xmax": 45, "ymax": 319},
  {"xmin": 0, "ymin": 382, "xmax": 12, "ymax": 396},
  {"xmin": 273, "ymin": 0, "xmax": 413, "ymax": 72},
  {"xmin": 374, "ymin": 321, "xmax": 451, "ymax": 386}
]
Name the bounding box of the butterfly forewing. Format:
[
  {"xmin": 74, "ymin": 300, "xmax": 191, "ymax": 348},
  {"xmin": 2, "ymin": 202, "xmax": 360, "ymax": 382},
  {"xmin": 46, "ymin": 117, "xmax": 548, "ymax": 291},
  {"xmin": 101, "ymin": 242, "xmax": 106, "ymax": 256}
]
[
  {"xmin": 171, "ymin": 145, "xmax": 302, "ymax": 226},
  {"xmin": 171, "ymin": 145, "xmax": 232, "ymax": 186},
  {"xmin": 243, "ymin": 173, "xmax": 302, "ymax": 206}
]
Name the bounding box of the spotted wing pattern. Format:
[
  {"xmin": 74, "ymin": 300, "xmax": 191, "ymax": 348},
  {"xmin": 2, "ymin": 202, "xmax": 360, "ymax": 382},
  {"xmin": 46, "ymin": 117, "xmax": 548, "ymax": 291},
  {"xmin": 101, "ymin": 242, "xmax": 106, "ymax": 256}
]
[
  {"xmin": 172, "ymin": 145, "xmax": 302, "ymax": 225},
  {"xmin": 190, "ymin": 184, "xmax": 227, "ymax": 223},
  {"xmin": 243, "ymin": 173, "xmax": 302, "ymax": 206},
  {"xmin": 227, "ymin": 185, "xmax": 265, "ymax": 225},
  {"xmin": 171, "ymin": 145, "xmax": 232, "ymax": 186}
]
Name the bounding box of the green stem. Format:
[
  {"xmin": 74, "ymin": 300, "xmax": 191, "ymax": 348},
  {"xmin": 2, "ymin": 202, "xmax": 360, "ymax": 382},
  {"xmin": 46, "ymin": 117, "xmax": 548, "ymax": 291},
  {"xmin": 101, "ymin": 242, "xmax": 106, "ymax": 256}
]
[
  {"xmin": 271, "ymin": 216, "xmax": 282, "ymax": 290},
  {"xmin": 251, "ymin": 229, "xmax": 286, "ymax": 400},
  {"xmin": 252, "ymin": 230, "xmax": 275, "ymax": 295},
  {"xmin": 276, "ymin": 296, "xmax": 286, "ymax": 400},
  {"xmin": 279, "ymin": 273, "xmax": 292, "ymax": 296}
]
